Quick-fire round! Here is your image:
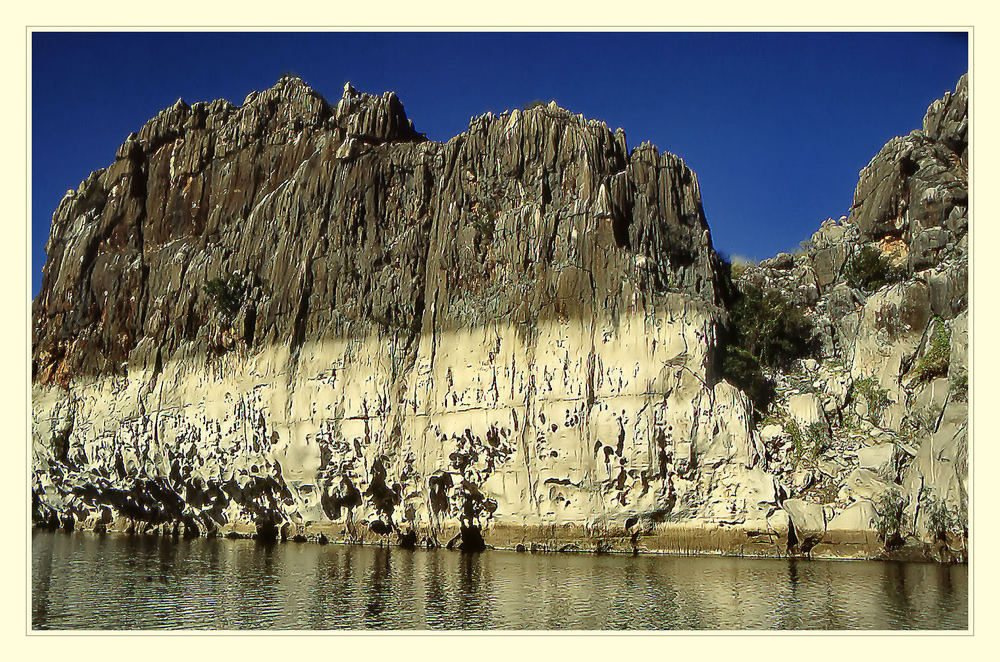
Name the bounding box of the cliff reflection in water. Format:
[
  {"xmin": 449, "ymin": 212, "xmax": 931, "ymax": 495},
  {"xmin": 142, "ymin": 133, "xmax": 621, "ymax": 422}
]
[{"xmin": 31, "ymin": 530, "xmax": 967, "ymax": 630}]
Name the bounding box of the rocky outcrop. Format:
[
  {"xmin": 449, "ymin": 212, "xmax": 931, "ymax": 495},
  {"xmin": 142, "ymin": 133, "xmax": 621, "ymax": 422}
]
[
  {"xmin": 32, "ymin": 73, "xmax": 969, "ymax": 562},
  {"xmin": 736, "ymin": 74, "xmax": 969, "ymax": 561}
]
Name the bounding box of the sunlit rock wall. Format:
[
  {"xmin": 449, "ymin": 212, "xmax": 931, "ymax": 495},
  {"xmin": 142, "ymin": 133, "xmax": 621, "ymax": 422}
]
[{"xmin": 33, "ymin": 78, "xmax": 767, "ymax": 547}]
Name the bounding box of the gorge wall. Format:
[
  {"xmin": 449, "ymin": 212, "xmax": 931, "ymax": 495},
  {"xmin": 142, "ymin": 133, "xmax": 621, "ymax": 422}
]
[
  {"xmin": 734, "ymin": 73, "xmax": 969, "ymax": 560},
  {"xmin": 31, "ymin": 75, "xmax": 969, "ymax": 560}
]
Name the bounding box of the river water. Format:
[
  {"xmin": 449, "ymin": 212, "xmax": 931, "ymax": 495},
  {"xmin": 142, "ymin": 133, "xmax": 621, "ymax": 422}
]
[{"xmin": 31, "ymin": 530, "xmax": 968, "ymax": 630}]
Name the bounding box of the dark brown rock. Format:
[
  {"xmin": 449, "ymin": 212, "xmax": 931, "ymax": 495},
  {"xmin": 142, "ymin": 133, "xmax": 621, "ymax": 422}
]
[{"xmin": 33, "ymin": 78, "xmax": 726, "ymax": 385}]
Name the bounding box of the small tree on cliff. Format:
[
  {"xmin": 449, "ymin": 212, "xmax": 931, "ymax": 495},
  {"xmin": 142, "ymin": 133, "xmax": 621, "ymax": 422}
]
[
  {"xmin": 729, "ymin": 283, "xmax": 818, "ymax": 370},
  {"xmin": 718, "ymin": 281, "xmax": 818, "ymax": 419},
  {"xmin": 873, "ymin": 490, "xmax": 909, "ymax": 549},
  {"xmin": 204, "ymin": 274, "xmax": 246, "ymax": 320}
]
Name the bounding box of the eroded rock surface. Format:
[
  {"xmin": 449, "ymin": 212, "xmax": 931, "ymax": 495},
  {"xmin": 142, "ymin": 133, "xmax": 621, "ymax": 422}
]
[
  {"xmin": 32, "ymin": 74, "xmax": 969, "ymax": 561},
  {"xmin": 33, "ymin": 77, "xmax": 757, "ymax": 551}
]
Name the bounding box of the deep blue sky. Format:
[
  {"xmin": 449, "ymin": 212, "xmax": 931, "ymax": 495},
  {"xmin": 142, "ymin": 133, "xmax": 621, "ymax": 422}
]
[{"xmin": 31, "ymin": 31, "xmax": 968, "ymax": 297}]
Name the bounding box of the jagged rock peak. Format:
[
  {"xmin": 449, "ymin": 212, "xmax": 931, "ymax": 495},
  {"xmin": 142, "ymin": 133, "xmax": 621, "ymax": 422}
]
[
  {"xmin": 848, "ymin": 74, "xmax": 968, "ymax": 243},
  {"xmin": 126, "ymin": 78, "xmax": 425, "ymax": 163},
  {"xmin": 334, "ymin": 81, "xmax": 421, "ymax": 143},
  {"xmin": 34, "ymin": 75, "xmax": 729, "ymax": 384},
  {"xmin": 922, "ymin": 73, "xmax": 968, "ymax": 158},
  {"xmin": 465, "ymin": 98, "xmax": 630, "ymax": 150}
]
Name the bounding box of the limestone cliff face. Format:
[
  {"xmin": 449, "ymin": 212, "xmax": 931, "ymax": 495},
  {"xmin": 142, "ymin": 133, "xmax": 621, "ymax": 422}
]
[
  {"xmin": 32, "ymin": 75, "xmax": 969, "ymax": 560},
  {"xmin": 33, "ymin": 77, "xmax": 764, "ymax": 549}
]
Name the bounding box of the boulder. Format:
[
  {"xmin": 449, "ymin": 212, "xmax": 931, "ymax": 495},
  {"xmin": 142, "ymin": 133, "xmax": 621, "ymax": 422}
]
[
  {"xmin": 823, "ymin": 284, "xmax": 859, "ymax": 324},
  {"xmin": 809, "ymin": 217, "xmax": 852, "ymax": 248},
  {"xmin": 844, "ymin": 468, "xmax": 897, "ymax": 501},
  {"xmin": 910, "ymin": 226, "xmax": 951, "ymax": 261},
  {"xmin": 827, "ymin": 501, "xmax": 876, "ymax": 531},
  {"xmin": 792, "ymin": 469, "xmax": 815, "ymax": 492},
  {"xmin": 925, "ymin": 264, "xmax": 967, "ymax": 320},
  {"xmin": 815, "ymin": 459, "xmax": 841, "ymax": 478},
  {"xmin": 767, "ymin": 508, "xmax": 790, "ymax": 533},
  {"xmin": 857, "ymin": 443, "xmax": 895, "ymax": 474},
  {"xmin": 811, "ymin": 244, "xmax": 848, "ymax": 289},
  {"xmin": 787, "ymin": 393, "xmax": 827, "ymax": 431},
  {"xmin": 765, "ymin": 252, "xmax": 794, "ymax": 270},
  {"xmin": 759, "ymin": 424, "xmax": 785, "ymax": 444},
  {"xmin": 782, "ymin": 498, "xmax": 827, "ymax": 547}
]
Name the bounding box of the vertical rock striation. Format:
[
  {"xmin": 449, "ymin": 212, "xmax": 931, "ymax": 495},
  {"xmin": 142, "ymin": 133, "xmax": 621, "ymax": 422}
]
[
  {"xmin": 33, "ymin": 77, "xmax": 765, "ymax": 550},
  {"xmin": 32, "ymin": 74, "xmax": 968, "ymax": 561}
]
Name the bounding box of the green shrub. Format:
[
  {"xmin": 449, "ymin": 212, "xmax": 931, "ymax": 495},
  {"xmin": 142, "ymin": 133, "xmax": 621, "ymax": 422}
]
[
  {"xmin": 522, "ymin": 99, "xmax": 546, "ymax": 111},
  {"xmin": 854, "ymin": 376, "xmax": 891, "ymax": 426},
  {"xmin": 950, "ymin": 372, "xmax": 968, "ymax": 402},
  {"xmin": 840, "ymin": 412, "xmax": 861, "ymax": 433},
  {"xmin": 204, "ymin": 274, "xmax": 246, "ymax": 320},
  {"xmin": 783, "ymin": 419, "xmax": 828, "ymax": 461},
  {"xmin": 783, "ymin": 418, "xmax": 804, "ymax": 457},
  {"xmin": 804, "ymin": 421, "xmax": 829, "ymax": 458},
  {"xmin": 719, "ymin": 283, "xmax": 816, "ymax": 420},
  {"xmin": 899, "ymin": 409, "xmax": 936, "ymax": 445},
  {"xmin": 873, "ymin": 490, "xmax": 908, "ymax": 549},
  {"xmin": 925, "ymin": 497, "xmax": 952, "ymax": 543},
  {"xmin": 914, "ymin": 318, "xmax": 951, "ymax": 382},
  {"xmin": 728, "ymin": 284, "xmax": 818, "ymax": 370},
  {"xmin": 781, "ymin": 418, "xmax": 806, "ymax": 457},
  {"xmin": 721, "ymin": 347, "xmax": 775, "ymax": 418},
  {"xmin": 844, "ymin": 245, "xmax": 905, "ymax": 293}
]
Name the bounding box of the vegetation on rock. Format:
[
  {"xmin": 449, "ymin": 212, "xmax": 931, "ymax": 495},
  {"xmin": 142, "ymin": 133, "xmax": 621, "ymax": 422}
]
[
  {"xmin": 843, "ymin": 245, "xmax": 905, "ymax": 293},
  {"xmin": 719, "ymin": 282, "xmax": 818, "ymax": 418},
  {"xmin": 873, "ymin": 490, "xmax": 908, "ymax": 549},
  {"xmin": 925, "ymin": 496, "xmax": 952, "ymax": 543},
  {"xmin": 914, "ymin": 318, "xmax": 951, "ymax": 382},
  {"xmin": 950, "ymin": 373, "xmax": 968, "ymax": 402},
  {"xmin": 728, "ymin": 283, "xmax": 818, "ymax": 370},
  {"xmin": 204, "ymin": 274, "xmax": 247, "ymax": 320},
  {"xmin": 720, "ymin": 346, "xmax": 775, "ymax": 418},
  {"xmin": 782, "ymin": 418, "xmax": 829, "ymax": 461},
  {"xmin": 853, "ymin": 376, "xmax": 891, "ymax": 426},
  {"xmin": 804, "ymin": 421, "xmax": 829, "ymax": 458}
]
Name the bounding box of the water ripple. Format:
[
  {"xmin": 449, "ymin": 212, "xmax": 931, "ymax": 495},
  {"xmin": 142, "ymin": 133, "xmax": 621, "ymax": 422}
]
[{"xmin": 31, "ymin": 530, "xmax": 968, "ymax": 630}]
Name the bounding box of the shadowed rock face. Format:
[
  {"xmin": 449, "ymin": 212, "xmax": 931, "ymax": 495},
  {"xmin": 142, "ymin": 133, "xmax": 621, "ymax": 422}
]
[
  {"xmin": 849, "ymin": 74, "xmax": 968, "ymax": 271},
  {"xmin": 33, "ymin": 77, "xmax": 725, "ymax": 385}
]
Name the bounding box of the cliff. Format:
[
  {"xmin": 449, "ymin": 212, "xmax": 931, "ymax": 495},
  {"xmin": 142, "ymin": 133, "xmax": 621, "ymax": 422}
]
[
  {"xmin": 735, "ymin": 73, "xmax": 968, "ymax": 560},
  {"xmin": 31, "ymin": 75, "xmax": 968, "ymax": 560}
]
